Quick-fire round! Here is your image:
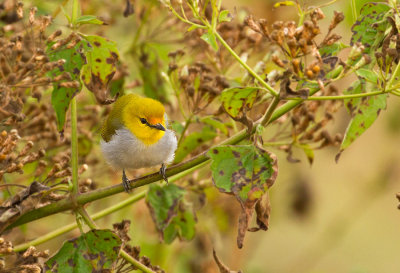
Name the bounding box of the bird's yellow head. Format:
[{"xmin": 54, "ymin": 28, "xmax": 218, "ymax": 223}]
[
  {"xmin": 122, "ymin": 95, "xmax": 166, "ymax": 145},
  {"xmin": 101, "ymin": 94, "xmax": 167, "ymax": 145}
]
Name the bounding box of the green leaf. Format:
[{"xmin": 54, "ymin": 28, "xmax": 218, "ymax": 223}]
[
  {"xmin": 44, "ymin": 229, "xmax": 121, "ymax": 273},
  {"xmin": 319, "ymin": 42, "xmax": 347, "ymax": 58},
  {"xmin": 208, "ymin": 145, "xmax": 278, "ymax": 248},
  {"xmin": 47, "ymin": 44, "xmax": 85, "ymax": 131},
  {"xmin": 201, "ymin": 117, "xmax": 229, "ymax": 135},
  {"xmin": 350, "ymin": 2, "xmax": 391, "ymax": 55},
  {"xmin": 137, "ymin": 47, "xmax": 169, "ymax": 101},
  {"xmin": 220, "ymin": 87, "xmax": 258, "ymax": 118},
  {"xmin": 340, "ymin": 81, "xmax": 388, "ymax": 154},
  {"xmin": 201, "ymin": 30, "xmax": 219, "ymax": 51},
  {"xmin": 343, "ymin": 79, "xmax": 365, "ymax": 114},
  {"xmin": 76, "ymin": 15, "xmax": 105, "ymax": 25},
  {"xmin": 273, "ymin": 1, "xmax": 295, "ymax": 8},
  {"xmin": 174, "ymin": 126, "xmax": 217, "ymax": 163},
  {"xmin": 356, "ymin": 68, "xmax": 379, "ymax": 83},
  {"xmin": 218, "ymin": 10, "xmax": 231, "ymax": 22},
  {"xmin": 208, "ymin": 145, "xmax": 277, "ymax": 201},
  {"xmin": 146, "ymin": 184, "xmax": 196, "ymax": 243},
  {"xmin": 81, "ymin": 35, "xmax": 119, "ymax": 103}
]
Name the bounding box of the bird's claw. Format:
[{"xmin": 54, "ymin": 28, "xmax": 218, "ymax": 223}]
[
  {"xmin": 160, "ymin": 163, "xmax": 168, "ymax": 184},
  {"xmin": 122, "ymin": 169, "xmax": 131, "ymax": 192}
]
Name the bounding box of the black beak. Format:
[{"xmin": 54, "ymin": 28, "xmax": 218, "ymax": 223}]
[{"xmin": 149, "ymin": 123, "xmax": 166, "ymax": 131}]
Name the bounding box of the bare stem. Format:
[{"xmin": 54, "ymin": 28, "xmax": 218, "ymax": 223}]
[
  {"xmin": 70, "ymin": 97, "xmax": 79, "ymax": 197},
  {"xmin": 214, "ymin": 32, "xmax": 278, "ymax": 97}
]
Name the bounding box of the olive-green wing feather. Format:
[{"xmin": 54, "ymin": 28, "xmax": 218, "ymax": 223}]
[{"xmin": 101, "ymin": 94, "xmax": 137, "ymax": 142}]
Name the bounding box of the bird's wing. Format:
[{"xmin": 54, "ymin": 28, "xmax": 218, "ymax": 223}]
[{"xmin": 101, "ymin": 95, "xmax": 134, "ymax": 142}]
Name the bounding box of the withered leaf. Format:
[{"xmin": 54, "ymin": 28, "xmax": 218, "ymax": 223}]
[
  {"xmin": 208, "ymin": 145, "xmax": 278, "ymax": 248},
  {"xmin": 220, "ymin": 87, "xmax": 258, "ymax": 118},
  {"xmin": 280, "ymin": 76, "xmax": 309, "ymax": 100},
  {"xmin": 0, "ymin": 182, "xmax": 60, "ymax": 233},
  {"xmin": 339, "ymin": 79, "xmax": 387, "ymax": 160},
  {"xmin": 47, "ymin": 43, "xmax": 85, "ymax": 131},
  {"xmin": 81, "ymin": 35, "xmax": 119, "ymax": 104},
  {"xmin": 44, "ymin": 229, "xmax": 121, "ymax": 272},
  {"xmin": 146, "ymin": 184, "xmax": 196, "ymax": 244},
  {"xmin": 123, "ymin": 0, "xmax": 134, "ymax": 17}
]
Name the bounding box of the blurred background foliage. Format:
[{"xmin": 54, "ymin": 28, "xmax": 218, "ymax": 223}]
[{"xmin": 1, "ymin": 0, "xmax": 400, "ymax": 272}]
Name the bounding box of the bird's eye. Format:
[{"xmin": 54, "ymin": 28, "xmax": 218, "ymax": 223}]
[{"xmin": 140, "ymin": 118, "xmax": 147, "ymax": 124}]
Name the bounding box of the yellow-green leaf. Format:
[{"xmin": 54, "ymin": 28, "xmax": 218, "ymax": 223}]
[
  {"xmin": 76, "ymin": 15, "xmax": 105, "ymax": 25},
  {"xmin": 218, "ymin": 10, "xmax": 231, "ymax": 22},
  {"xmin": 208, "ymin": 145, "xmax": 278, "ymax": 248},
  {"xmin": 47, "ymin": 43, "xmax": 85, "ymax": 131},
  {"xmin": 201, "ymin": 30, "xmax": 219, "ymax": 51},
  {"xmin": 220, "ymin": 87, "xmax": 258, "ymax": 118},
  {"xmin": 44, "ymin": 229, "xmax": 121, "ymax": 272},
  {"xmin": 81, "ymin": 35, "xmax": 119, "ymax": 103},
  {"xmin": 146, "ymin": 184, "xmax": 196, "ymax": 243}
]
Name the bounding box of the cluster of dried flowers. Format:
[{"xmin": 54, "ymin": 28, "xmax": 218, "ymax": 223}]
[
  {"xmin": 165, "ymin": 3, "xmax": 349, "ymax": 163},
  {"xmin": 169, "ymin": 50, "xmax": 230, "ymax": 114},
  {"xmin": 0, "ymin": 239, "xmax": 49, "ymax": 273},
  {"xmin": 113, "ymin": 220, "xmax": 165, "ymax": 273},
  {"xmin": 0, "ymin": 1, "xmax": 103, "ymax": 188}
]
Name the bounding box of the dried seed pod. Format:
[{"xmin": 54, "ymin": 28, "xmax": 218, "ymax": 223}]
[
  {"xmin": 59, "ymin": 81, "xmax": 80, "ymax": 88},
  {"xmin": 272, "ymin": 55, "xmax": 285, "ymax": 68},
  {"xmin": 311, "ymin": 8, "xmax": 325, "ymax": 23},
  {"xmin": 66, "ymin": 35, "xmax": 82, "ymax": 49},
  {"xmin": 291, "ymin": 59, "xmax": 301, "ymax": 74},
  {"xmin": 323, "ymin": 34, "xmax": 342, "ymax": 46},
  {"xmin": 47, "ymin": 30, "xmax": 62, "ymax": 42},
  {"xmin": 39, "ymin": 15, "xmax": 52, "ymax": 33},
  {"xmin": 272, "ymin": 21, "xmax": 283, "ymax": 30},
  {"xmin": 79, "ymin": 164, "xmax": 89, "ymax": 174},
  {"xmin": 16, "ymin": 1, "xmax": 24, "ymax": 19},
  {"xmin": 18, "ymin": 141, "xmax": 34, "ymax": 157},
  {"xmin": 29, "ymin": 7, "xmax": 38, "ymax": 25},
  {"xmin": 244, "ymin": 15, "xmax": 261, "ymax": 33},
  {"xmin": 329, "ymin": 11, "xmax": 344, "ymax": 31},
  {"xmin": 258, "ymin": 19, "xmax": 270, "ymax": 37}
]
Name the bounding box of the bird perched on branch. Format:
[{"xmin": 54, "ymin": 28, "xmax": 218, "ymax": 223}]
[{"xmin": 100, "ymin": 94, "xmax": 177, "ymax": 192}]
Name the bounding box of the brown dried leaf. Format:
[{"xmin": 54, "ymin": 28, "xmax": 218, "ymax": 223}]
[{"xmin": 0, "ymin": 182, "xmax": 63, "ymax": 233}]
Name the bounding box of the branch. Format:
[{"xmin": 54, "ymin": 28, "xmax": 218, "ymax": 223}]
[
  {"xmin": 13, "ymin": 161, "xmax": 209, "ymax": 252},
  {"xmin": 282, "ymin": 91, "xmax": 387, "ymax": 101},
  {"xmin": 4, "ymin": 85, "xmax": 321, "ymax": 231}
]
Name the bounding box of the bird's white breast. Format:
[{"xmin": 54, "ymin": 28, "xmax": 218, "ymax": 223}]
[{"xmin": 101, "ymin": 127, "xmax": 177, "ymax": 170}]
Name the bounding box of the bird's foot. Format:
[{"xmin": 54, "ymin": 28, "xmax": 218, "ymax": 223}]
[
  {"xmin": 160, "ymin": 163, "xmax": 168, "ymax": 184},
  {"xmin": 122, "ymin": 169, "xmax": 131, "ymax": 192}
]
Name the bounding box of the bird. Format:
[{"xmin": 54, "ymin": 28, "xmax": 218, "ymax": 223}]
[{"xmin": 100, "ymin": 94, "xmax": 177, "ymax": 192}]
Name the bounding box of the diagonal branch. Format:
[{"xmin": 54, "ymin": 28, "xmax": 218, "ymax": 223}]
[{"xmin": 4, "ymin": 86, "xmax": 321, "ymax": 232}]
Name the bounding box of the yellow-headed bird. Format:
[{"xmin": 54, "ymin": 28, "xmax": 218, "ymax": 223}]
[{"xmin": 101, "ymin": 94, "xmax": 177, "ymax": 192}]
